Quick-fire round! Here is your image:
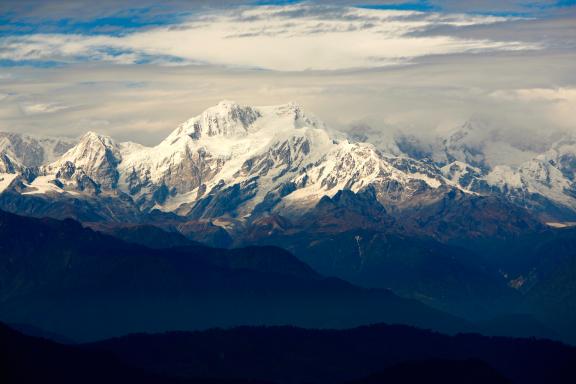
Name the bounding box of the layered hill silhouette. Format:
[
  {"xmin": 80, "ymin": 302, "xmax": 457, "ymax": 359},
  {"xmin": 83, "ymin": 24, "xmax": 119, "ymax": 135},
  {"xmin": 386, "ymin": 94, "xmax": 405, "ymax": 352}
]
[
  {"xmin": 0, "ymin": 209, "xmax": 470, "ymax": 342},
  {"xmin": 84, "ymin": 324, "xmax": 576, "ymax": 383},
  {"xmin": 0, "ymin": 322, "xmax": 261, "ymax": 384}
]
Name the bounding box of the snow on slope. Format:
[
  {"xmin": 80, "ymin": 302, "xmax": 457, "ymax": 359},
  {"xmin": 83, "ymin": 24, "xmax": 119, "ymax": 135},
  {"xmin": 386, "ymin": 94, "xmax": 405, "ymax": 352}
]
[
  {"xmin": 0, "ymin": 173, "xmax": 17, "ymax": 193},
  {"xmin": 440, "ymin": 161, "xmax": 483, "ymax": 191}
]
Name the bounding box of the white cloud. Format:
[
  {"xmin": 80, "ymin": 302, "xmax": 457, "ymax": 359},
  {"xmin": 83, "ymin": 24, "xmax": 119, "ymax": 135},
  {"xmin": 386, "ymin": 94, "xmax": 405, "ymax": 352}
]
[{"xmin": 491, "ymin": 88, "xmax": 576, "ymax": 130}]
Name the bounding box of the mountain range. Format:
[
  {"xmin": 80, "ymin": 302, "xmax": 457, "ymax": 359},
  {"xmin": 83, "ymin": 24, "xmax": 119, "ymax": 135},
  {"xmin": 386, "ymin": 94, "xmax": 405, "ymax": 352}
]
[
  {"xmin": 3, "ymin": 101, "xmax": 576, "ymax": 225},
  {"xmin": 3, "ymin": 100, "xmax": 574, "ymax": 227}
]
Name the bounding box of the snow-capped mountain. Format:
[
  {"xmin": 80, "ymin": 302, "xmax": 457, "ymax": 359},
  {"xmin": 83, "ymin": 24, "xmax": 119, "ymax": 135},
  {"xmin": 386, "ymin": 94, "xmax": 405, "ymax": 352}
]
[
  {"xmin": 0, "ymin": 101, "xmax": 456, "ymax": 224},
  {"xmin": 119, "ymin": 101, "xmax": 452, "ymax": 220},
  {"xmin": 363, "ymin": 120, "xmax": 576, "ymax": 221},
  {"xmin": 0, "ymin": 101, "xmax": 573, "ymax": 228},
  {"xmin": 41, "ymin": 131, "xmax": 123, "ymax": 193},
  {"xmin": 480, "ymin": 136, "xmax": 576, "ymax": 220},
  {"xmin": 0, "ymin": 133, "xmax": 76, "ymax": 194},
  {"xmin": 0, "ymin": 132, "xmax": 76, "ymax": 168},
  {"xmin": 425, "ymin": 125, "xmax": 576, "ymax": 220}
]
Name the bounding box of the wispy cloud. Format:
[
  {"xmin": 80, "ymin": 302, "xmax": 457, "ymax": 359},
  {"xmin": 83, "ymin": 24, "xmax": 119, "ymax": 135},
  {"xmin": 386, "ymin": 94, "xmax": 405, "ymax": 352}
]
[{"xmin": 20, "ymin": 102, "xmax": 70, "ymax": 115}]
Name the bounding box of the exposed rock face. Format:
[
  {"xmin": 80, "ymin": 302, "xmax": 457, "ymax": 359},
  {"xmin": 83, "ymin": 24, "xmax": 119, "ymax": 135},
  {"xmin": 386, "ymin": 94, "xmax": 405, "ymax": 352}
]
[{"xmin": 0, "ymin": 153, "xmax": 19, "ymax": 174}]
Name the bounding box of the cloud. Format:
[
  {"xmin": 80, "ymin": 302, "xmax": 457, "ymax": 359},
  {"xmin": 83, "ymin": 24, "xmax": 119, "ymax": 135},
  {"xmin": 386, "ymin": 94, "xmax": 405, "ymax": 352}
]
[
  {"xmin": 20, "ymin": 102, "xmax": 70, "ymax": 115},
  {"xmin": 494, "ymin": 87, "xmax": 576, "ymax": 102},
  {"xmin": 0, "ymin": 47, "xmax": 573, "ymax": 145},
  {"xmin": 491, "ymin": 88, "xmax": 576, "ymax": 130},
  {"xmin": 0, "ymin": 4, "xmax": 542, "ymax": 70}
]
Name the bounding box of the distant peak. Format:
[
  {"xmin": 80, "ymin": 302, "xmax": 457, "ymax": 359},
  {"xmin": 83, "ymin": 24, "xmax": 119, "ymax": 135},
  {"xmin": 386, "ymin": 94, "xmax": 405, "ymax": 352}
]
[{"xmin": 79, "ymin": 131, "xmax": 115, "ymax": 146}]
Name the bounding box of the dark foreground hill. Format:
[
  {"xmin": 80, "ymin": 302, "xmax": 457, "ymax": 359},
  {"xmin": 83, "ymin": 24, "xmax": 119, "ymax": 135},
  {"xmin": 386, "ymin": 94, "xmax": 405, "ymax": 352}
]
[
  {"xmin": 0, "ymin": 322, "xmax": 262, "ymax": 384},
  {"xmin": 2, "ymin": 322, "xmax": 576, "ymax": 384},
  {"xmin": 0, "ymin": 209, "xmax": 468, "ymax": 341},
  {"xmin": 87, "ymin": 324, "xmax": 576, "ymax": 384}
]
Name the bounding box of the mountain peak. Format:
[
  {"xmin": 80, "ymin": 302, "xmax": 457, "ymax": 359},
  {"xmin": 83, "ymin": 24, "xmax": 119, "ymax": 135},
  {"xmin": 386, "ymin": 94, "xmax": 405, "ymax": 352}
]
[
  {"xmin": 38, "ymin": 130, "xmax": 123, "ymax": 190},
  {"xmin": 167, "ymin": 101, "xmax": 262, "ymax": 141},
  {"xmin": 78, "ymin": 131, "xmax": 115, "ymax": 147}
]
